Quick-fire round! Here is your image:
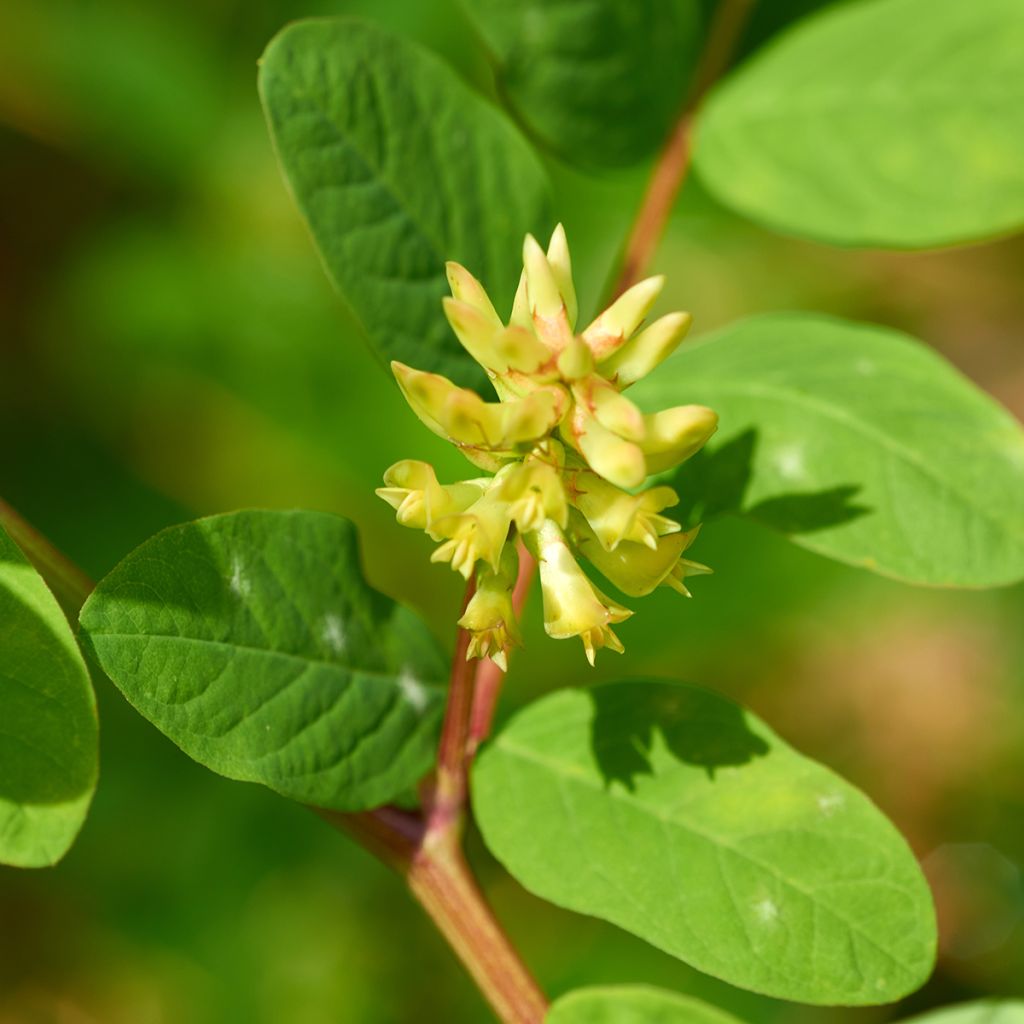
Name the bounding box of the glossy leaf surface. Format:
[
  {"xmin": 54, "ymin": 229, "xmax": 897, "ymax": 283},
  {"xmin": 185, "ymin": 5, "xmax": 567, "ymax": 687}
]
[
  {"xmin": 475, "ymin": 680, "xmax": 937, "ymax": 1004},
  {"xmin": 696, "ymin": 0, "xmax": 1024, "ymax": 247},
  {"xmin": 632, "ymin": 313, "xmax": 1024, "ymax": 587},
  {"xmin": 79, "ymin": 510, "xmax": 445, "ymax": 811}
]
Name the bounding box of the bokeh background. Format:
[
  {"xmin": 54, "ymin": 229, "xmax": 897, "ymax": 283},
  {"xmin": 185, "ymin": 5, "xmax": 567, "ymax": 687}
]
[{"xmin": 2, "ymin": 0, "xmax": 1023, "ymax": 1021}]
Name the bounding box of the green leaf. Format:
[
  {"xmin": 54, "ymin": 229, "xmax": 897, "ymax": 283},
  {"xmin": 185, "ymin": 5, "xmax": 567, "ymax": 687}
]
[
  {"xmin": 259, "ymin": 17, "xmax": 552, "ymax": 389},
  {"xmin": 0, "ymin": 526, "xmax": 97, "ymax": 867},
  {"xmin": 473, "ymin": 680, "xmax": 936, "ymax": 1005},
  {"xmin": 631, "ymin": 313, "xmax": 1024, "ymax": 588},
  {"xmin": 547, "ymin": 986, "xmax": 744, "ymax": 1024},
  {"xmin": 461, "ymin": 0, "xmax": 703, "ymax": 168},
  {"xmin": 694, "ymin": 0, "xmax": 1024, "ymax": 248},
  {"xmin": 79, "ymin": 510, "xmax": 446, "ymax": 811},
  {"xmin": 901, "ymin": 1003, "xmax": 1024, "ymax": 1024}
]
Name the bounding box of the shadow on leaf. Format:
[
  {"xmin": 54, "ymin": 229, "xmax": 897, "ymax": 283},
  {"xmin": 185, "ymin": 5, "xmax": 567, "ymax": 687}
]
[
  {"xmin": 588, "ymin": 681, "xmax": 769, "ymax": 791},
  {"xmin": 670, "ymin": 429, "xmax": 870, "ymax": 533}
]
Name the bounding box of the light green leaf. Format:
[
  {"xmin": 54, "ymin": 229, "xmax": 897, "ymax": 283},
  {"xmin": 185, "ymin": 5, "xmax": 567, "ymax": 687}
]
[
  {"xmin": 79, "ymin": 510, "xmax": 446, "ymax": 811},
  {"xmin": 259, "ymin": 17, "xmax": 552, "ymax": 389},
  {"xmin": 901, "ymin": 1003, "xmax": 1024, "ymax": 1024},
  {"xmin": 548, "ymin": 986, "xmax": 744, "ymax": 1024},
  {"xmin": 694, "ymin": 0, "xmax": 1024, "ymax": 247},
  {"xmin": 0, "ymin": 526, "xmax": 97, "ymax": 868},
  {"xmin": 473, "ymin": 680, "xmax": 937, "ymax": 1005},
  {"xmin": 461, "ymin": 0, "xmax": 703, "ymax": 168},
  {"xmin": 631, "ymin": 313, "xmax": 1024, "ymax": 587}
]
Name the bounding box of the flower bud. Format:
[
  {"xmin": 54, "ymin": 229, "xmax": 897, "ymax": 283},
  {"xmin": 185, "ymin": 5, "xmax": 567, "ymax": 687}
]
[
  {"xmin": 640, "ymin": 405, "xmax": 719, "ymax": 473},
  {"xmin": 458, "ymin": 544, "xmax": 522, "ymax": 671},
  {"xmin": 445, "ymin": 262, "xmax": 502, "ymax": 325},
  {"xmin": 557, "ymin": 336, "xmax": 595, "ymax": 381},
  {"xmin": 600, "ymin": 311, "xmax": 691, "ymax": 388},
  {"xmin": 377, "ymin": 460, "xmax": 485, "ymax": 530},
  {"xmin": 443, "ymin": 297, "xmax": 505, "ymax": 374},
  {"xmin": 574, "ymin": 516, "xmax": 702, "ymax": 598},
  {"xmin": 545, "ymin": 223, "xmax": 577, "ymax": 329},
  {"xmin": 571, "ymin": 470, "xmax": 680, "ymax": 551},
  {"xmin": 532, "ymin": 519, "xmax": 631, "ymax": 665},
  {"xmin": 566, "ymin": 404, "xmax": 646, "ymax": 489},
  {"xmin": 430, "ymin": 488, "xmax": 512, "ymax": 579},
  {"xmin": 584, "ymin": 377, "xmax": 645, "ymax": 441},
  {"xmin": 492, "ymin": 456, "xmax": 568, "ymax": 534},
  {"xmin": 582, "ymin": 275, "xmax": 664, "ymax": 360},
  {"xmin": 392, "ymin": 361, "xmax": 568, "ymax": 457}
]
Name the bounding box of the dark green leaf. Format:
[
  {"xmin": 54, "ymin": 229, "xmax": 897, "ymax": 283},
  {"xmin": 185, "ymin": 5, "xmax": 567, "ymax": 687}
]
[
  {"xmin": 79, "ymin": 510, "xmax": 446, "ymax": 811},
  {"xmin": 695, "ymin": 0, "xmax": 1024, "ymax": 247},
  {"xmin": 259, "ymin": 17, "xmax": 552, "ymax": 389},
  {"xmin": 547, "ymin": 986, "xmax": 744, "ymax": 1024},
  {"xmin": 631, "ymin": 313, "xmax": 1024, "ymax": 587},
  {"xmin": 461, "ymin": 0, "xmax": 703, "ymax": 168},
  {"xmin": 0, "ymin": 526, "xmax": 97, "ymax": 867},
  {"xmin": 474, "ymin": 680, "xmax": 936, "ymax": 1005}
]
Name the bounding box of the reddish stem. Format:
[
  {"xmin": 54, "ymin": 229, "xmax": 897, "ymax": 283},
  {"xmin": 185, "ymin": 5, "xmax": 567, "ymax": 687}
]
[{"xmin": 610, "ymin": 0, "xmax": 758, "ymax": 298}]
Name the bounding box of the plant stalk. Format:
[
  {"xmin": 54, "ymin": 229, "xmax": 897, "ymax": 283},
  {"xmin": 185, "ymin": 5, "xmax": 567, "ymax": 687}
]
[
  {"xmin": 610, "ymin": 0, "xmax": 757, "ymax": 298},
  {"xmin": 0, "ymin": 497, "xmax": 94, "ymax": 619}
]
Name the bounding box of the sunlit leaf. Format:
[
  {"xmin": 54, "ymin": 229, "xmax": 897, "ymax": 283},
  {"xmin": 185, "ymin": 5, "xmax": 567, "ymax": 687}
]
[
  {"xmin": 79, "ymin": 510, "xmax": 446, "ymax": 811},
  {"xmin": 474, "ymin": 680, "xmax": 936, "ymax": 1005},
  {"xmin": 695, "ymin": 0, "xmax": 1024, "ymax": 247},
  {"xmin": 631, "ymin": 313, "xmax": 1024, "ymax": 587},
  {"xmin": 0, "ymin": 526, "xmax": 97, "ymax": 867}
]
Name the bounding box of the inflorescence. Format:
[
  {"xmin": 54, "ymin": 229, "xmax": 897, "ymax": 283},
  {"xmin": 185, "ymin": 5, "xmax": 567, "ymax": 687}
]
[{"xmin": 378, "ymin": 226, "xmax": 717, "ymax": 668}]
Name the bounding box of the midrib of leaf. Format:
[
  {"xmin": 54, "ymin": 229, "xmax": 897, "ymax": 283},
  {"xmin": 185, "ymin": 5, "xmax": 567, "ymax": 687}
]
[
  {"xmin": 88, "ymin": 631, "xmax": 435, "ymax": 688},
  {"xmin": 281, "ymin": 68, "xmax": 448, "ymax": 275},
  {"xmin": 492, "ymin": 737, "xmax": 922, "ymax": 976},
  {"xmin": 677, "ymin": 378, "xmax": 1024, "ymax": 545}
]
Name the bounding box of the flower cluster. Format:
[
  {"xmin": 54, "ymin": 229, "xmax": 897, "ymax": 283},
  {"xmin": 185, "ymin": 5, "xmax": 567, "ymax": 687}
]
[{"xmin": 377, "ymin": 226, "xmax": 717, "ymax": 668}]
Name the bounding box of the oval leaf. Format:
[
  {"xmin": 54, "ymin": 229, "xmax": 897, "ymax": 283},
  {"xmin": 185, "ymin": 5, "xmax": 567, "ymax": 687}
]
[
  {"xmin": 548, "ymin": 986, "xmax": 744, "ymax": 1024},
  {"xmin": 461, "ymin": 0, "xmax": 703, "ymax": 168},
  {"xmin": 695, "ymin": 0, "xmax": 1024, "ymax": 247},
  {"xmin": 0, "ymin": 526, "xmax": 97, "ymax": 867},
  {"xmin": 631, "ymin": 313, "xmax": 1024, "ymax": 587},
  {"xmin": 259, "ymin": 17, "xmax": 552, "ymax": 389},
  {"xmin": 473, "ymin": 680, "xmax": 937, "ymax": 1005},
  {"xmin": 902, "ymin": 1003, "xmax": 1024, "ymax": 1024},
  {"xmin": 79, "ymin": 510, "xmax": 445, "ymax": 811}
]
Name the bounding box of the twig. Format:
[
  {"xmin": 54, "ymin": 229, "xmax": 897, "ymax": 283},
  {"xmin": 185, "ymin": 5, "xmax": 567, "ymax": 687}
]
[
  {"xmin": 610, "ymin": 0, "xmax": 758, "ymax": 298},
  {"xmin": 426, "ymin": 581, "xmax": 478, "ymax": 840},
  {"xmin": 0, "ymin": 497, "xmax": 94, "ymax": 620}
]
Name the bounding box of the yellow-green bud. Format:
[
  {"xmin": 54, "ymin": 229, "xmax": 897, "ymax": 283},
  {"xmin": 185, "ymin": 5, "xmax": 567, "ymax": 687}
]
[
  {"xmin": 458, "ymin": 544, "xmax": 522, "ymax": 671},
  {"xmin": 377, "ymin": 460, "xmax": 486, "ymax": 530},
  {"xmin": 600, "ymin": 311, "xmax": 692, "ymax": 388},
  {"xmin": 532, "ymin": 519, "xmax": 631, "ymax": 666},
  {"xmin": 570, "ymin": 470, "xmax": 680, "ymax": 551},
  {"xmin": 572, "ymin": 515, "xmax": 703, "ymax": 598}
]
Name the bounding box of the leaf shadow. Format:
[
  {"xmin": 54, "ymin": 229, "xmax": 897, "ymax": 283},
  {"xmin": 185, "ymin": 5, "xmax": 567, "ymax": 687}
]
[
  {"xmin": 670, "ymin": 428, "xmax": 870, "ymax": 534},
  {"xmin": 588, "ymin": 682, "xmax": 770, "ymax": 792}
]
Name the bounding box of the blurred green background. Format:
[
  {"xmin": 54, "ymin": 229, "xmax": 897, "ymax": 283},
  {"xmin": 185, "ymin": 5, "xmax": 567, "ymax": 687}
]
[{"xmin": 2, "ymin": 1, "xmax": 1023, "ymax": 1021}]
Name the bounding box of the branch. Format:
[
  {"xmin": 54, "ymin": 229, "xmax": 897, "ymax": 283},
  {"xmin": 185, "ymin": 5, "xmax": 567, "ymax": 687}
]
[
  {"xmin": 0, "ymin": 497, "xmax": 94, "ymax": 619},
  {"xmin": 611, "ymin": 0, "xmax": 758, "ymax": 298}
]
